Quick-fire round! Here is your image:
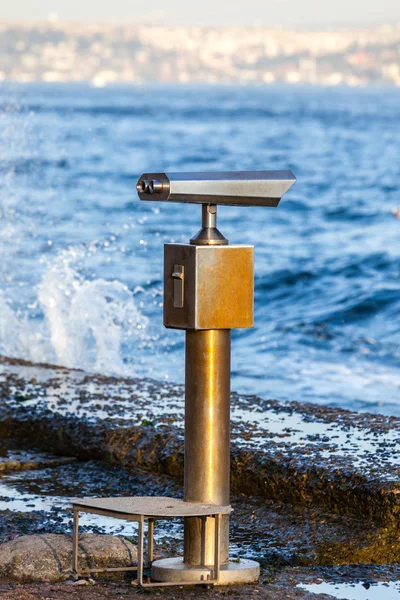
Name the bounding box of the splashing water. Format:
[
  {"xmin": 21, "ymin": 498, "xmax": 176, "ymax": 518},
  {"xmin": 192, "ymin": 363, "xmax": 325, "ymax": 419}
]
[
  {"xmin": 0, "ymin": 292, "xmax": 50, "ymax": 364},
  {"xmin": 38, "ymin": 246, "xmax": 149, "ymax": 374},
  {"xmin": 0, "ymin": 245, "xmax": 148, "ymax": 376}
]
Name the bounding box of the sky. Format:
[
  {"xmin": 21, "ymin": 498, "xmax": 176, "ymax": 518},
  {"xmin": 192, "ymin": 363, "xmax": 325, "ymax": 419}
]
[{"xmin": 0, "ymin": 0, "xmax": 399, "ymax": 28}]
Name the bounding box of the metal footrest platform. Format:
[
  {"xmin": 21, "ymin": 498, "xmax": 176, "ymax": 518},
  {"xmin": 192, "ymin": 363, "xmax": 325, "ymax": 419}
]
[{"xmin": 71, "ymin": 496, "xmax": 232, "ymax": 587}]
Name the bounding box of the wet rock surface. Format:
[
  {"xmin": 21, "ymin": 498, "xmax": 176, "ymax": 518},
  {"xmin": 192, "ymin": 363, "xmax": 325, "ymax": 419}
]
[
  {"xmin": 0, "ymin": 449, "xmax": 399, "ymax": 568},
  {"xmin": 0, "ymin": 446, "xmax": 76, "ymax": 474},
  {"xmin": 0, "ymin": 356, "xmax": 400, "ymax": 596},
  {"xmin": 0, "ymin": 579, "xmax": 334, "ymax": 600},
  {"xmin": 1, "ymin": 565, "xmax": 400, "ymax": 600},
  {"xmin": 0, "ymin": 533, "xmax": 137, "ymax": 583},
  {"xmin": 1, "ymin": 356, "xmax": 400, "ymax": 522}
]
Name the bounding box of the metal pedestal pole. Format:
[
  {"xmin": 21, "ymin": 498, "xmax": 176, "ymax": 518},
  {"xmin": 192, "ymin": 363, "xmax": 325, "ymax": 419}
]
[
  {"xmin": 151, "ymin": 329, "xmax": 259, "ymax": 584},
  {"xmin": 184, "ymin": 329, "xmax": 230, "ymax": 566}
]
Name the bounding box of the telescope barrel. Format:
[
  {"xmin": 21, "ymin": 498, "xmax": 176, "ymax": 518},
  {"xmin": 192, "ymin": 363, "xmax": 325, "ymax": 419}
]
[{"xmin": 137, "ymin": 170, "xmax": 296, "ymax": 207}]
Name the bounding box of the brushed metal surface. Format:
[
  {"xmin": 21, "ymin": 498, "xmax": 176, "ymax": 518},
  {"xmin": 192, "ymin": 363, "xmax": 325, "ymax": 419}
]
[
  {"xmin": 196, "ymin": 245, "xmax": 253, "ymax": 330},
  {"xmin": 164, "ymin": 244, "xmax": 254, "ymax": 330},
  {"xmin": 190, "ymin": 204, "xmax": 228, "ymax": 245},
  {"xmin": 164, "ymin": 244, "xmax": 196, "ymax": 329},
  {"xmin": 172, "ymin": 264, "xmax": 184, "ymax": 308},
  {"xmin": 152, "ymin": 557, "xmax": 260, "ymax": 585},
  {"xmin": 135, "ymin": 169, "xmax": 281, "ymax": 581},
  {"xmin": 72, "ymin": 496, "xmax": 232, "ymax": 517},
  {"xmin": 137, "ymin": 170, "xmax": 296, "ymax": 206},
  {"xmin": 184, "ymin": 329, "xmax": 231, "ymax": 566}
]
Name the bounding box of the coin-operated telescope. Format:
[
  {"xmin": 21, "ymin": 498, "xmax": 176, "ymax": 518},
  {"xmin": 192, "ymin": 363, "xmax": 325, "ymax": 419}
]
[{"xmin": 137, "ymin": 170, "xmax": 296, "ymax": 585}]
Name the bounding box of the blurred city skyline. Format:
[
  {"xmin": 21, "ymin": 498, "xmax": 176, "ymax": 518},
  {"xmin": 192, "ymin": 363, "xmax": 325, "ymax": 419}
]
[
  {"xmin": 0, "ymin": 0, "xmax": 399, "ymax": 28},
  {"xmin": 1, "ymin": 21, "xmax": 399, "ymax": 87}
]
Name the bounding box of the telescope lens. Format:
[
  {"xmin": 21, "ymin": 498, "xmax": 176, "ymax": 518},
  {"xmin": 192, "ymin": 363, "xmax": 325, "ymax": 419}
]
[{"xmin": 137, "ymin": 179, "xmax": 150, "ymax": 193}]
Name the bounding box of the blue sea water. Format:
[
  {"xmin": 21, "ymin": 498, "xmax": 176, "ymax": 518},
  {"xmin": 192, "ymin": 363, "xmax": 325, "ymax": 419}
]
[{"xmin": 0, "ymin": 83, "xmax": 399, "ymax": 415}]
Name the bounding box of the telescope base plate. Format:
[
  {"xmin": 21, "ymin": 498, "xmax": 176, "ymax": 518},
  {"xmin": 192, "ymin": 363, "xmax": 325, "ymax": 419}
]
[{"xmin": 151, "ymin": 557, "xmax": 260, "ymax": 586}]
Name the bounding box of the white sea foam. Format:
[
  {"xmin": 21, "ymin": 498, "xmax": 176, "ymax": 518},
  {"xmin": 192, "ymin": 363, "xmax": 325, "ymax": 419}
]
[
  {"xmin": 0, "ymin": 292, "xmax": 51, "ymax": 363},
  {"xmin": 0, "ymin": 245, "xmax": 148, "ymax": 376}
]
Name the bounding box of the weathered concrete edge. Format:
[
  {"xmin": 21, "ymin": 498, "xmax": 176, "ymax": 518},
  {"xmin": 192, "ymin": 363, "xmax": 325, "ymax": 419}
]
[{"xmin": 0, "ymin": 404, "xmax": 398, "ymax": 524}]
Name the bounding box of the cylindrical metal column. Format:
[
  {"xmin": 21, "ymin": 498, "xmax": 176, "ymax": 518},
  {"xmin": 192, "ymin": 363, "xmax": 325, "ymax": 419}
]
[{"xmin": 184, "ymin": 329, "xmax": 231, "ymax": 566}]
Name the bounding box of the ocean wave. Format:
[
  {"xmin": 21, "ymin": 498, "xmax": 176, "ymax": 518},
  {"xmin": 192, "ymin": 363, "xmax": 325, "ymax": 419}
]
[
  {"xmin": 1, "ymin": 84, "xmax": 399, "ymax": 411},
  {"xmin": 0, "ymin": 245, "xmax": 149, "ymax": 375},
  {"xmin": 320, "ymin": 289, "xmax": 400, "ymax": 325}
]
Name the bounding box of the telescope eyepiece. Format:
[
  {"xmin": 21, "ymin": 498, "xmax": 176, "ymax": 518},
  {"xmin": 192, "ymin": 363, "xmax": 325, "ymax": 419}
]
[
  {"xmin": 137, "ymin": 179, "xmax": 151, "ymax": 194},
  {"xmin": 137, "ymin": 179, "xmax": 164, "ymax": 195}
]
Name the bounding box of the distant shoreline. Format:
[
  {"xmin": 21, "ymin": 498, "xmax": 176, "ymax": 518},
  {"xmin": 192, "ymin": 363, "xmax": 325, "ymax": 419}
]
[
  {"xmin": 0, "ymin": 21, "xmax": 399, "ymax": 88},
  {"xmin": 1, "ymin": 80, "xmax": 400, "ymax": 91}
]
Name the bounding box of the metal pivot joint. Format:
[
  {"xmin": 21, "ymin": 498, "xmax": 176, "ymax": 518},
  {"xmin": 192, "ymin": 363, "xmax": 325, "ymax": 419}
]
[
  {"xmin": 190, "ymin": 204, "xmax": 228, "ymax": 246},
  {"xmin": 137, "ymin": 169, "xmax": 296, "ymax": 585}
]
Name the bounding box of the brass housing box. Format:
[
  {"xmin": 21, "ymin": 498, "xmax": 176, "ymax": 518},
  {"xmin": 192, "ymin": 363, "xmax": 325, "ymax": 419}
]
[{"xmin": 164, "ymin": 244, "xmax": 254, "ymax": 330}]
